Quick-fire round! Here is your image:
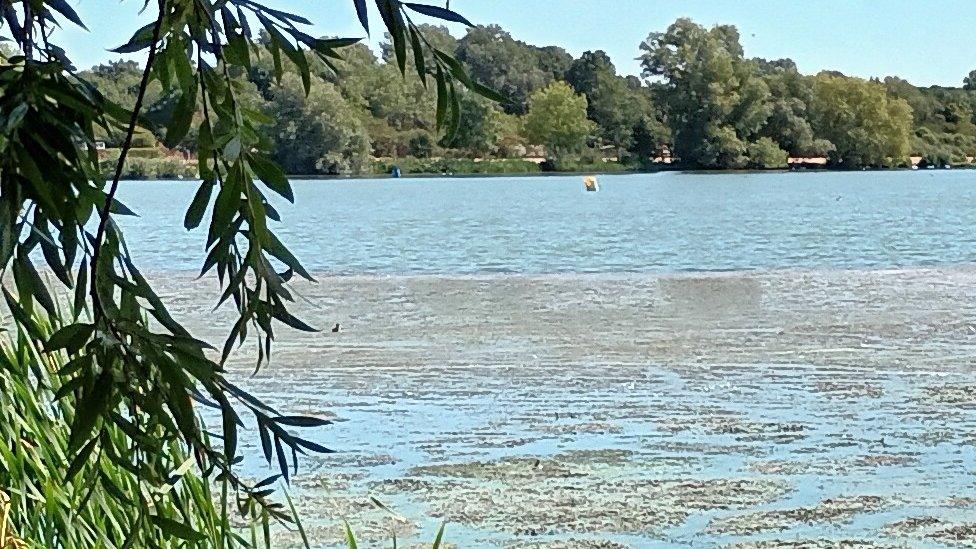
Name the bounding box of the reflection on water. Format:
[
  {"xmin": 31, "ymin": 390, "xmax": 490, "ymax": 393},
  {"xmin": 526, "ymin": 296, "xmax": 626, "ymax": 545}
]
[
  {"xmin": 118, "ymin": 170, "xmax": 976, "ymax": 275},
  {"xmin": 158, "ymin": 268, "xmax": 976, "ymax": 547}
]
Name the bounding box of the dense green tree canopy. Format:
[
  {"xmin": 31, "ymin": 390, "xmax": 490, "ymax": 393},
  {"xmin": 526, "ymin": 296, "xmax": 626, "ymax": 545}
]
[
  {"xmin": 456, "ymin": 25, "xmax": 560, "ymax": 114},
  {"xmin": 523, "ymin": 81, "xmax": 595, "ymax": 158},
  {"xmin": 74, "ymin": 16, "xmax": 976, "ymax": 173},
  {"xmin": 566, "ymin": 50, "xmax": 659, "ymax": 153},
  {"xmin": 964, "ymin": 69, "xmax": 976, "ymax": 91},
  {"xmin": 747, "ymin": 136, "xmax": 789, "ymax": 168},
  {"xmin": 809, "ymin": 74, "xmax": 913, "ymax": 167},
  {"xmin": 755, "ymin": 59, "xmax": 834, "ymax": 157},
  {"xmin": 640, "ymin": 18, "xmax": 773, "ymax": 168},
  {"xmin": 267, "ymin": 74, "xmax": 372, "ymax": 174}
]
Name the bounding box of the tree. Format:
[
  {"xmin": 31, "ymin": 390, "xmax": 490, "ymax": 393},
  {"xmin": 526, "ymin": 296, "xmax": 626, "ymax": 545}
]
[
  {"xmin": 523, "ymin": 81, "xmax": 596, "ymax": 159},
  {"xmin": 0, "ymin": 0, "xmax": 491, "ymax": 546},
  {"xmin": 747, "ymin": 137, "xmax": 789, "ymax": 168},
  {"xmin": 808, "ymin": 73, "xmax": 913, "ymax": 166},
  {"xmin": 964, "ymin": 69, "xmax": 976, "ymax": 91},
  {"xmin": 639, "ymin": 18, "xmax": 772, "ymax": 168},
  {"xmin": 628, "ymin": 116, "xmax": 669, "ymax": 168},
  {"xmin": 492, "ymin": 110, "xmax": 528, "ymax": 157},
  {"xmin": 536, "ymin": 45, "xmax": 574, "ymax": 80},
  {"xmin": 267, "ymin": 75, "xmax": 372, "ymax": 174},
  {"xmin": 382, "ymin": 24, "xmax": 458, "ymax": 67},
  {"xmin": 566, "ymin": 50, "xmax": 658, "ymax": 152},
  {"xmin": 456, "ymin": 25, "xmax": 558, "ymax": 114},
  {"xmin": 754, "ymin": 58, "xmax": 834, "ymax": 157},
  {"xmin": 449, "ymin": 91, "xmax": 507, "ymax": 156}
]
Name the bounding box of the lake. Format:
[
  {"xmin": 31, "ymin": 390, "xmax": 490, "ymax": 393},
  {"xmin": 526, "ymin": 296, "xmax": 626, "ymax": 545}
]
[
  {"xmin": 127, "ymin": 171, "xmax": 976, "ymax": 547},
  {"xmin": 118, "ymin": 170, "xmax": 976, "ymax": 274}
]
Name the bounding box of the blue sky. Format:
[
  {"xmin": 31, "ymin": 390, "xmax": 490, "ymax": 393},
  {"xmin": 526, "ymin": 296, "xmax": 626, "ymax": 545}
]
[{"xmin": 53, "ymin": 0, "xmax": 976, "ymax": 86}]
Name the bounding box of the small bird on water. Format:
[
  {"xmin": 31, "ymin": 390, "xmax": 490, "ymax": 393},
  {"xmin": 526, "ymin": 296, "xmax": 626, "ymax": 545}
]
[{"xmin": 331, "ymin": 323, "xmax": 341, "ymax": 333}]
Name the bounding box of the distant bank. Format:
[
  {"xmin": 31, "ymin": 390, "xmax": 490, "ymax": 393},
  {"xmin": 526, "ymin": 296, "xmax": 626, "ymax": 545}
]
[{"xmin": 103, "ymin": 147, "xmax": 975, "ymax": 181}]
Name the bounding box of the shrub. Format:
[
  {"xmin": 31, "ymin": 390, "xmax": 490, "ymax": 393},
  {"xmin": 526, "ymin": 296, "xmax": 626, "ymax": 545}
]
[
  {"xmin": 99, "ymin": 155, "xmax": 197, "ymax": 179},
  {"xmin": 375, "ymin": 157, "xmax": 541, "ymax": 175},
  {"xmin": 126, "ymin": 147, "xmax": 168, "ymax": 159},
  {"xmin": 747, "ymin": 137, "xmax": 789, "ymax": 169},
  {"xmin": 0, "ymin": 312, "xmax": 225, "ymax": 547},
  {"xmin": 542, "ymin": 158, "xmax": 629, "ymax": 173}
]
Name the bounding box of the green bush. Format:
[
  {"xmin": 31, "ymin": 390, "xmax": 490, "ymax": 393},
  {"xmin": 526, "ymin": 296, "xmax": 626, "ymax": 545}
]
[
  {"xmin": 542, "ymin": 158, "xmax": 629, "ymax": 173},
  {"xmin": 126, "ymin": 147, "xmax": 168, "ymax": 159},
  {"xmin": 747, "ymin": 137, "xmax": 789, "ymax": 169},
  {"xmin": 375, "ymin": 157, "xmax": 542, "ymax": 175},
  {"xmin": 0, "ymin": 311, "xmax": 225, "ymax": 547},
  {"xmin": 99, "ymin": 156, "xmax": 197, "ymax": 179}
]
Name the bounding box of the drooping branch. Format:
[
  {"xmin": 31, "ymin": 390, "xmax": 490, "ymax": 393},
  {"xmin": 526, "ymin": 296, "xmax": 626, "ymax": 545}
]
[{"xmin": 89, "ymin": 0, "xmax": 169, "ymax": 320}]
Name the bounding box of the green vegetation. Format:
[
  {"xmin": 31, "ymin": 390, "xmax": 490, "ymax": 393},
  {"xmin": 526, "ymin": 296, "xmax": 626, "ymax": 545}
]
[
  {"xmin": 79, "ymin": 17, "xmax": 976, "ymax": 176},
  {"xmin": 641, "ymin": 19, "xmax": 771, "ymax": 169},
  {"xmin": 523, "ymin": 81, "xmax": 595, "ymax": 160},
  {"xmin": 0, "ymin": 310, "xmax": 225, "ymax": 547},
  {"xmin": 747, "ymin": 137, "xmax": 790, "ymax": 169},
  {"xmin": 0, "ymin": 0, "xmax": 491, "ymax": 546},
  {"xmin": 808, "ymin": 74, "xmax": 913, "ymax": 167},
  {"xmin": 375, "ymin": 157, "xmax": 541, "ymax": 175}
]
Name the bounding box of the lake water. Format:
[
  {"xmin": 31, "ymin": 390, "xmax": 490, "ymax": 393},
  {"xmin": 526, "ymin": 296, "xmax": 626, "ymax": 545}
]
[
  {"xmin": 117, "ymin": 170, "xmax": 976, "ymax": 274},
  {"xmin": 123, "ymin": 171, "xmax": 976, "ymax": 547}
]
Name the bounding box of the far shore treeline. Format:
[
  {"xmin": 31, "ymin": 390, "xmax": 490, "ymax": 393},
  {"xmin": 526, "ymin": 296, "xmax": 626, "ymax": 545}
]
[{"xmin": 21, "ymin": 17, "xmax": 976, "ymax": 177}]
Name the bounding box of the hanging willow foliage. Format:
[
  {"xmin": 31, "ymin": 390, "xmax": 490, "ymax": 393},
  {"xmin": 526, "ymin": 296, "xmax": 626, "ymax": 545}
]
[{"xmin": 0, "ymin": 0, "xmax": 499, "ymax": 545}]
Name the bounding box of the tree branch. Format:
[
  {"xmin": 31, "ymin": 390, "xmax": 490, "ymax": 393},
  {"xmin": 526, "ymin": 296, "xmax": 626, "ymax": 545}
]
[{"xmin": 89, "ymin": 0, "xmax": 168, "ymax": 319}]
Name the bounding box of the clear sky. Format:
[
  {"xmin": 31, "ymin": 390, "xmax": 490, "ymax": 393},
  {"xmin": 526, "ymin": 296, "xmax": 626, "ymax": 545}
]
[{"xmin": 53, "ymin": 0, "xmax": 976, "ymax": 87}]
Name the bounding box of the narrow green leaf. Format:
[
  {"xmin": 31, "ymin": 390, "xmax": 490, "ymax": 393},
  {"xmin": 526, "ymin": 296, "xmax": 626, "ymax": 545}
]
[
  {"xmin": 45, "ymin": 322, "xmax": 94, "ymax": 354},
  {"xmin": 273, "ymin": 416, "xmax": 332, "ymax": 427},
  {"xmin": 249, "ymin": 155, "xmax": 293, "ymax": 202},
  {"xmin": 431, "ymin": 522, "xmax": 446, "ymax": 549},
  {"xmin": 64, "ymin": 436, "xmax": 98, "ymax": 482},
  {"xmin": 14, "ymin": 256, "xmax": 56, "ymax": 316},
  {"xmin": 150, "ymin": 515, "xmax": 206, "ymax": 542},
  {"xmin": 46, "ymin": 0, "xmax": 89, "ymax": 30},
  {"xmin": 253, "ymin": 475, "xmax": 281, "ymax": 489},
  {"xmin": 446, "ymin": 81, "xmax": 461, "ymax": 142},
  {"xmin": 54, "ymin": 374, "xmax": 86, "ymax": 401},
  {"xmin": 40, "ymin": 236, "xmax": 71, "ymax": 287},
  {"xmin": 315, "ymin": 37, "xmax": 362, "ymax": 49},
  {"xmin": 67, "ymin": 370, "xmax": 112, "ymax": 452},
  {"xmin": 409, "ymin": 27, "xmax": 426, "ymax": 87},
  {"xmin": 293, "ymin": 437, "xmax": 335, "ymax": 454},
  {"xmin": 109, "ymin": 198, "xmax": 137, "ymax": 216},
  {"xmin": 222, "ymin": 405, "xmax": 238, "ymax": 461},
  {"xmin": 164, "ymin": 83, "xmax": 197, "ymax": 148},
  {"xmin": 284, "ymin": 490, "xmax": 311, "ymax": 549},
  {"xmin": 258, "ymin": 421, "xmax": 273, "ymax": 463},
  {"xmin": 111, "ymin": 21, "xmax": 156, "ymax": 53},
  {"xmin": 73, "ymin": 260, "xmax": 88, "ymax": 318},
  {"xmin": 435, "ymin": 66, "xmax": 447, "ymax": 130},
  {"xmin": 468, "ymin": 80, "xmax": 508, "ymax": 104},
  {"xmin": 353, "ymin": 0, "xmax": 368, "ymax": 32},
  {"xmin": 223, "ymin": 136, "xmax": 242, "ymax": 162},
  {"xmin": 184, "ymin": 180, "xmax": 215, "ymax": 230},
  {"xmin": 275, "ymin": 436, "xmax": 289, "ymax": 483},
  {"xmin": 402, "ymin": 3, "xmax": 472, "ymax": 26},
  {"xmin": 271, "ymin": 304, "xmax": 317, "ymax": 332}
]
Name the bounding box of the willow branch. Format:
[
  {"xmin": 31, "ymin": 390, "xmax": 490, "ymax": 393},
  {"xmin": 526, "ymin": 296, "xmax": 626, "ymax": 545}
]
[{"xmin": 89, "ymin": 0, "xmax": 168, "ymax": 319}]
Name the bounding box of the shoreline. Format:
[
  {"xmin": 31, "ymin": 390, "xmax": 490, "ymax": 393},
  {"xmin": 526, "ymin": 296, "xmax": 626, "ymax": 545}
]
[{"xmin": 115, "ymin": 164, "xmax": 976, "ymax": 181}]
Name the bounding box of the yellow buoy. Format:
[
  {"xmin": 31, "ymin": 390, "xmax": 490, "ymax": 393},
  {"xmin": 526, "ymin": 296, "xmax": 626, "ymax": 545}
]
[{"xmin": 583, "ymin": 175, "xmax": 599, "ymax": 192}]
